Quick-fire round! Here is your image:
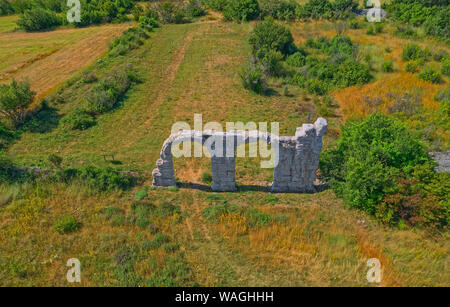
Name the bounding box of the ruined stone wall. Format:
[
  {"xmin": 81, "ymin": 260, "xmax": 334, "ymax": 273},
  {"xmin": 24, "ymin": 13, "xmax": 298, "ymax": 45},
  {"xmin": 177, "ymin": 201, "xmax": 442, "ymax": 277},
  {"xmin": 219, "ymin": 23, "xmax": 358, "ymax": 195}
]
[{"xmin": 152, "ymin": 118, "xmax": 328, "ymax": 193}]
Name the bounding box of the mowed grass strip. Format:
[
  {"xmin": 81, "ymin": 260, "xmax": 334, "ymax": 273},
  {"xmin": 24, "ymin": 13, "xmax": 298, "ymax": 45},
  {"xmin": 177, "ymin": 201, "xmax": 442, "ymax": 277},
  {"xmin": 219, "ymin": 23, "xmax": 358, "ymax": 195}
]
[{"xmin": 0, "ymin": 17, "xmax": 130, "ymax": 99}]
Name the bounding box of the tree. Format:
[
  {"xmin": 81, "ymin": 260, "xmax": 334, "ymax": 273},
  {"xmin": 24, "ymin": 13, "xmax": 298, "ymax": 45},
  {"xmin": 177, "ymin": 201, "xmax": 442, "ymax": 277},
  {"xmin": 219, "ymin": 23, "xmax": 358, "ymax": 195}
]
[
  {"xmin": 248, "ymin": 18, "xmax": 296, "ymax": 58},
  {"xmin": 0, "ymin": 79, "xmax": 35, "ymax": 126}
]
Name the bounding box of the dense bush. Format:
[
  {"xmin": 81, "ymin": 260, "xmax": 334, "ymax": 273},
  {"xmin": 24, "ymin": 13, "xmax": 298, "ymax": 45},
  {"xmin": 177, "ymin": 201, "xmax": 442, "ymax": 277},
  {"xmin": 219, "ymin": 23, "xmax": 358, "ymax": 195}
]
[
  {"xmin": 109, "ymin": 27, "xmax": 150, "ymax": 57},
  {"xmin": 185, "ymin": 0, "xmax": 206, "ymax": 18},
  {"xmin": 62, "ymin": 108, "xmax": 96, "ymax": 130},
  {"xmin": 387, "ymin": 0, "xmax": 449, "ymax": 40},
  {"xmin": 0, "ymin": 0, "xmax": 13, "ymax": 16},
  {"xmin": 202, "ymin": 0, "xmax": 228, "ymax": 11},
  {"xmin": 418, "ymin": 66, "xmax": 441, "ymax": 84},
  {"xmin": 0, "ymin": 79, "xmax": 35, "ymax": 127},
  {"xmin": 17, "ymin": 7, "xmax": 62, "ymax": 31},
  {"xmin": 54, "ymin": 166, "xmax": 135, "ymax": 191},
  {"xmin": 401, "ymin": 43, "xmax": 429, "ymax": 61},
  {"xmin": 259, "ymin": 49, "xmax": 284, "ymax": 77},
  {"xmin": 151, "ymin": 1, "xmax": 189, "ymax": 24},
  {"xmin": 85, "ymin": 69, "xmax": 137, "ymax": 114},
  {"xmin": 139, "ymin": 16, "xmax": 159, "ymax": 31},
  {"xmin": 223, "ymin": 0, "xmax": 260, "ymax": 22},
  {"xmin": 382, "ymin": 59, "xmax": 394, "ymax": 72},
  {"xmin": 296, "ymin": 0, "xmax": 358, "ymax": 19},
  {"xmin": 296, "ymin": 0, "xmax": 334, "ymax": 19},
  {"xmin": 286, "ymin": 51, "xmax": 307, "ymax": 67},
  {"xmin": 319, "ymin": 113, "xmax": 448, "ymax": 229},
  {"xmin": 258, "ymin": 0, "xmax": 297, "ymax": 21},
  {"xmin": 423, "ymin": 6, "xmax": 449, "ymax": 39},
  {"xmin": 248, "ymin": 18, "xmax": 296, "ymax": 58},
  {"xmin": 291, "ymin": 35, "xmax": 371, "ymax": 94},
  {"xmin": 74, "ymin": 0, "xmax": 133, "ymax": 27}
]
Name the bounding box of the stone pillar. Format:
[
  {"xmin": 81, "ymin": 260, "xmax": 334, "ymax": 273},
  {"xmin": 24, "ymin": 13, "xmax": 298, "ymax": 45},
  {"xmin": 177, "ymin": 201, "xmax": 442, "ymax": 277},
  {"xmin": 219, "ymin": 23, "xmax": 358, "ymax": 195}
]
[
  {"xmin": 271, "ymin": 118, "xmax": 328, "ymax": 193},
  {"xmin": 271, "ymin": 137, "xmax": 295, "ymax": 193},
  {"xmin": 152, "ymin": 134, "xmax": 178, "ymax": 188},
  {"xmin": 291, "ymin": 124, "xmax": 316, "ymax": 192},
  {"xmin": 211, "ymin": 156, "xmax": 236, "ymax": 192}
]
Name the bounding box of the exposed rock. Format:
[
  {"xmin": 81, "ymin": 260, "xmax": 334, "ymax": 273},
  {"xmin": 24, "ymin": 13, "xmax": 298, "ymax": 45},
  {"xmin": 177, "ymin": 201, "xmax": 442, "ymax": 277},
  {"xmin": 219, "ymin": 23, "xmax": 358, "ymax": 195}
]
[{"xmin": 430, "ymin": 151, "xmax": 450, "ymax": 173}]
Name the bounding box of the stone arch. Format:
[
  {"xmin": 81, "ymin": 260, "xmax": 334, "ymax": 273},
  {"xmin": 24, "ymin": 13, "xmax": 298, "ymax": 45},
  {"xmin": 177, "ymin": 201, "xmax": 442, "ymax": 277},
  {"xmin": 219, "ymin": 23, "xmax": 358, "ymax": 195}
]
[{"xmin": 152, "ymin": 118, "xmax": 328, "ymax": 193}]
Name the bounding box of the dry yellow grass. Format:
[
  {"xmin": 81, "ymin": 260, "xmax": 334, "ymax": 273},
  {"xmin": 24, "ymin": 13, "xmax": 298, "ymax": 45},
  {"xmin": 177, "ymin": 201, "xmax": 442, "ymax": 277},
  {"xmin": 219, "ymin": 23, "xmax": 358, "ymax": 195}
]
[{"xmin": 334, "ymin": 72, "xmax": 443, "ymax": 119}]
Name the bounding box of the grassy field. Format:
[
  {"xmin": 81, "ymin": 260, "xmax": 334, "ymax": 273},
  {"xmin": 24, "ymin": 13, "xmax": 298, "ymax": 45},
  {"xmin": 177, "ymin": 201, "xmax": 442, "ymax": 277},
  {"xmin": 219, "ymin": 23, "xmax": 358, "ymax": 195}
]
[
  {"xmin": 0, "ymin": 15, "xmax": 131, "ymax": 100},
  {"xmin": 0, "ymin": 12, "xmax": 449, "ymax": 286}
]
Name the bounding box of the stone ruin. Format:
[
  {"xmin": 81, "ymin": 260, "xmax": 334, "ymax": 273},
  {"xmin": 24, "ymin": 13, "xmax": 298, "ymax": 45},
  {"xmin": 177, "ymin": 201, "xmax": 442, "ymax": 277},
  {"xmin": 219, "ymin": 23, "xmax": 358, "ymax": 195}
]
[{"xmin": 152, "ymin": 118, "xmax": 328, "ymax": 193}]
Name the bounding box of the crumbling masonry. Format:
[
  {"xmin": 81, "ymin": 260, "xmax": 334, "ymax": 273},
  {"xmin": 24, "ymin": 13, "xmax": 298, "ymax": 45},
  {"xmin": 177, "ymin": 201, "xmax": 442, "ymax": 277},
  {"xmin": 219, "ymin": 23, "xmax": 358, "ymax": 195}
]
[{"xmin": 152, "ymin": 118, "xmax": 328, "ymax": 193}]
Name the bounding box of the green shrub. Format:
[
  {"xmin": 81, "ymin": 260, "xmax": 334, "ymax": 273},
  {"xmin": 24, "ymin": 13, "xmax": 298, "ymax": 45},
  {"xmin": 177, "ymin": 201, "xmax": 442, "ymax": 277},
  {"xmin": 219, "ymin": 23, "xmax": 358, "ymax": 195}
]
[
  {"xmin": 86, "ymin": 70, "xmax": 135, "ymax": 114},
  {"xmin": 286, "ymin": 51, "xmax": 307, "ymax": 67},
  {"xmin": 109, "ymin": 27, "xmax": 150, "ymax": 57},
  {"xmin": 418, "ymin": 66, "xmax": 441, "ymax": 84},
  {"xmin": 240, "ymin": 63, "xmax": 265, "ymax": 94},
  {"xmin": 305, "ymin": 79, "xmax": 328, "ymax": 95},
  {"xmin": 223, "ymin": 0, "xmax": 260, "ymax": 22},
  {"xmin": 423, "ymin": 6, "xmax": 449, "ymax": 40},
  {"xmin": 55, "ymin": 166, "xmax": 135, "ymax": 191},
  {"xmin": 201, "ymin": 171, "xmax": 212, "ymax": 184},
  {"xmin": 0, "ymin": 79, "xmax": 35, "ymax": 127},
  {"xmin": 74, "ymin": 0, "xmax": 133, "ymax": 27},
  {"xmin": 258, "ymin": 0, "xmax": 297, "ymax": 21},
  {"xmin": 185, "ymin": 0, "xmax": 206, "ymax": 18},
  {"xmin": 382, "ymin": 59, "xmax": 394, "ymax": 72},
  {"xmin": 248, "ymin": 18, "xmax": 296, "ymax": 57},
  {"xmin": 54, "ymin": 216, "xmax": 81, "ymax": 234},
  {"xmin": 17, "ymin": 7, "xmax": 61, "ymax": 31},
  {"xmin": 405, "ymin": 60, "xmax": 420, "ymax": 73},
  {"xmin": 401, "ymin": 43, "xmax": 428, "ymax": 61},
  {"xmin": 441, "ymin": 58, "xmax": 450, "ymax": 77},
  {"xmin": 296, "ymin": 0, "xmax": 334, "ymax": 19},
  {"xmin": 320, "ymin": 113, "xmax": 429, "ymax": 215},
  {"xmin": 0, "ymin": 0, "xmax": 14, "ymax": 16},
  {"xmin": 203, "ymin": 0, "xmax": 228, "ymax": 11},
  {"xmin": 138, "ymin": 16, "xmax": 159, "ymax": 31},
  {"xmin": 152, "ymin": 1, "xmax": 188, "ymax": 24},
  {"xmin": 334, "ymin": 61, "xmax": 371, "ymax": 87},
  {"xmin": 348, "ymin": 19, "xmax": 361, "ymax": 29},
  {"xmin": 260, "ymin": 49, "xmax": 284, "ymax": 76},
  {"xmin": 62, "ymin": 108, "xmax": 96, "ymax": 130}
]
